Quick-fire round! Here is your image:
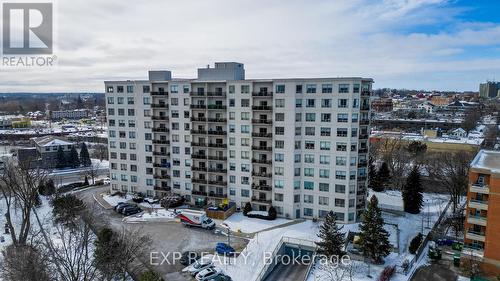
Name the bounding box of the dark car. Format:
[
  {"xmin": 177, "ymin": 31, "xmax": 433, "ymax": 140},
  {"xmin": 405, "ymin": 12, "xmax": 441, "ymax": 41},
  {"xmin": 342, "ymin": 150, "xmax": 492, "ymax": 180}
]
[
  {"xmin": 115, "ymin": 203, "xmax": 133, "ymax": 213},
  {"xmin": 114, "ymin": 202, "xmax": 129, "ymax": 211},
  {"xmin": 180, "ymin": 251, "xmax": 200, "ymax": 266},
  {"xmin": 208, "ymin": 275, "xmax": 232, "ymax": 281},
  {"xmin": 215, "ymin": 243, "xmax": 235, "ymax": 256},
  {"xmin": 123, "ymin": 207, "xmax": 142, "ymax": 216},
  {"xmin": 161, "ymin": 195, "xmax": 185, "ymax": 208},
  {"xmin": 120, "ymin": 205, "xmax": 140, "ymax": 214}
]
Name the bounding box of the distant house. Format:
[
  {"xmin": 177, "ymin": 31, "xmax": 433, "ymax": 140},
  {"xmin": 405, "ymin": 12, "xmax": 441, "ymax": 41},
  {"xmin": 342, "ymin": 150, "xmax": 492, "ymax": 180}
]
[
  {"xmin": 451, "ymin": 128, "xmax": 467, "ymax": 138},
  {"xmin": 48, "ymin": 109, "xmax": 89, "ymax": 120},
  {"xmin": 18, "ymin": 136, "xmax": 75, "ymax": 169}
]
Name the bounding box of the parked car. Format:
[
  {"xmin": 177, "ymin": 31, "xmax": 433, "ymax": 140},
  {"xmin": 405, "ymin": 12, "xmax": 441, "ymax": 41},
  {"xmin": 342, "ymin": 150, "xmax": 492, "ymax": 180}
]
[
  {"xmin": 122, "ymin": 207, "xmax": 142, "ymax": 216},
  {"xmin": 183, "ymin": 258, "xmax": 213, "ymax": 276},
  {"xmin": 132, "ymin": 195, "xmax": 144, "ymax": 203},
  {"xmin": 180, "ymin": 251, "xmax": 200, "ymax": 266},
  {"xmin": 115, "ymin": 203, "xmax": 133, "ymax": 212},
  {"xmin": 160, "ymin": 195, "xmax": 185, "ymax": 208},
  {"xmin": 207, "ymin": 274, "xmax": 232, "ymax": 281},
  {"xmin": 215, "ymin": 243, "xmax": 234, "ymax": 256},
  {"xmin": 103, "ymin": 178, "xmax": 111, "ymax": 185},
  {"xmin": 144, "ymin": 198, "xmax": 160, "ymax": 205},
  {"xmin": 195, "ymin": 267, "xmax": 222, "ymax": 281}
]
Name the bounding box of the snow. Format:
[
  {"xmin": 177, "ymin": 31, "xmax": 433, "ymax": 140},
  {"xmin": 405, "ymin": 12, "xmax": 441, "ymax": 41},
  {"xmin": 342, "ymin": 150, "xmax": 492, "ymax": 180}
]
[
  {"xmin": 222, "ymin": 212, "xmax": 291, "ymax": 234},
  {"xmin": 123, "ymin": 209, "xmax": 177, "ymax": 223},
  {"xmin": 247, "ymin": 211, "xmax": 269, "ymax": 216},
  {"xmin": 138, "ymin": 201, "xmax": 163, "ymax": 209},
  {"xmin": 102, "ymin": 193, "xmax": 133, "ymax": 207}
]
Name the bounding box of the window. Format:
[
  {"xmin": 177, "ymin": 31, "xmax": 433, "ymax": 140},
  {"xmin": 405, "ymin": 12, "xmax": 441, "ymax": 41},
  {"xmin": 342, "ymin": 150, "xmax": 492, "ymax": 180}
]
[
  {"xmin": 275, "ymin": 153, "xmax": 284, "ymax": 162},
  {"xmin": 241, "ymin": 112, "xmax": 250, "ymax": 120},
  {"xmin": 321, "ymin": 113, "xmax": 331, "ymax": 122},
  {"xmin": 320, "ymin": 141, "xmax": 331, "ymax": 151},
  {"xmin": 320, "ymin": 127, "xmax": 331, "ymax": 136},
  {"xmin": 305, "ymin": 127, "xmax": 315, "ymax": 136},
  {"xmin": 107, "ymin": 97, "xmax": 114, "ymax": 104},
  {"xmin": 126, "ymin": 85, "xmax": 134, "ymax": 93},
  {"xmin": 143, "ymin": 97, "xmax": 150, "ymax": 105},
  {"xmin": 304, "ymin": 168, "xmax": 314, "ymax": 177},
  {"xmin": 319, "ymin": 183, "xmax": 329, "ymax": 192},
  {"xmin": 275, "ymin": 193, "xmax": 284, "ymax": 202},
  {"xmin": 303, "ymin": 208, "xmax": 313, "ymax": 217},
  {"xmin": 275, "ymin": 127, "xmax": 284, "ymax": 135},
  {"xmin": 319, "ymin": 169, "xmax": 329, "ymax": 178},
  {"xmin": 304, "ymin": 195, "xmax": 314, "ymax": 204},
  {"xmin": 321, "ymin": 99, "xmax": 331, "ymax": 108},
  {"xmin": 275, "ymin": 113, "xmax": 284, "ymax": 121},
  {"xmin": 275, "ymin": 99, "xmax": 285, "ymax": 108},
  {"xmin": 229, "ymin": 99, "xmax": 235, "ymax": 107},
  {"xmin": 295, "ymin": 99, "xmax": 302, "ymax": 108},
  {"xmin": 320, "ymin": 155, "xmax": 330, "ymax": 164},
  {"xmin": 276, "ymin": 85, "xmax": 285, "ymax": 93},
  {"xmin": 305, "ymin": 113, "xmax": 316, "ymax": 122},
  {"xmin": 353, "ymin": 84, "xmax": 360, "ymax": 93},
  {"xmin": 305, "ymin": 141, "xmax": 315, "ymax": 150},
  {"xmin": 352, "ymin": 113, "xmax": 359, "ymax": 122},
  {"xmin": 108, "ymin": 108, "xmax": 115, "ymax": 115},
  {"xmin": 337, "ymin": 128, "xmax": 348, "ymax": 137},
  {"xmin": 322, "ymin": 84, "xmax": 333, "ymax": 93},
  {"xmin": 241, "ymin": 125, "xmax": 250, "ymax": 133},
  {"xmin": 170, "ymin": 85, "xmax": 178, "ymax": 93},
  {"xmin": 338, "ymin": 99, "xmax": 348, "ymax": 108},
  {"xmin": 319, "ymin": 196, "xmax": 329, "ymax": 206},
  {"xmin": 296, "ymin": 84, "xmax": 303, "ymax": 93},
  {"xmin": 339, "ymin": 84, "xmax": 349, "ymax": 93},
  {"xmin": 304, "ymin": 154, "xmax": 315, "ymax": 163},
  {"xmin": 228, "ymin": 85, "xmax": 235, "ymax": 94},
  {"xmin": 337, "ymin": 113, "xmax": 348, "ymax": 122},
  {"xmin": 337, "ymin": 142, "xmax": 347, "ymax": 151},
  {"xmin": 241, "ymin": 85, "xmax": 250, "ymax": 94},
  {"xmin": 335, "ymin": 171, "xmax": 346, "ymax": 180},
  {"xmin": 304, "ymin": 181, "xmax": 314, "ymax": 190},
  {"xmin": 143, "ymin": 85, "xmax": 150, "ymax": 93},
  {"xmin": 351, "ymin": 128, "xmax": 358, "ymax": 137},
  {"xmin": 127, "ymin": 97, "xmax": 134, "ymax": 105},
  {"xmin": 106, "ymin": 86, "xmax": 114, "ymax": 93},
  {"xmin": 241, "ymin": 99, "xmax": 250, "ymax": 107},
  {"xmin": 335, "ymin": 184, "xmax": 345, "ymax": 193},
  {"xmin": 275, "ymin": 167, "xmax": 284, "ymax": 175},
  {"xmin": 275, "ymin": 140, "xmax": 284, "ymax": 149},
  {"xmin": 295, "ymin": 113, "xmax": 302, "ymax": 122},
  {"xmin": 306, "ymin": 99, "xmax": 315, "ymax": 108},
  {"xmin": 335, "ymin": 199, "xmax": 345, "ymax": 207},
  {"xmin": 306, "ymin": 84, "xmax": 316, "ymax": 93},
  {"xmin": 274, "ymin": 180, "xmax": 284, "ymax": 189},
  {"xmin": 336, "ymin": 157, "xmax": 346, "ymax": 166},
  {"xmin": 183, "ymin": 85, "xmax": 190, "ymax": 93},
  {"xmin": 241, "ymin": 189, "xmax": 250, "ymax": 197}
]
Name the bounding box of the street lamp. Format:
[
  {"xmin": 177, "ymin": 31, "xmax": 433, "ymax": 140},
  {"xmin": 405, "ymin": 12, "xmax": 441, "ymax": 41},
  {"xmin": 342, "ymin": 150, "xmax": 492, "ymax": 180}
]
[{"xmin": 220, "ymin": 222, "xmax": 231, "ymax": 247}]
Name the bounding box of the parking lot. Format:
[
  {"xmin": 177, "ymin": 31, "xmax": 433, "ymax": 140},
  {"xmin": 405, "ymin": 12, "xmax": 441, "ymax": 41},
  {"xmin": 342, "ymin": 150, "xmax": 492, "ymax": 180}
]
[{"xmin": 76, "ymin": 186, "xmax": 248, "ymax": 281}]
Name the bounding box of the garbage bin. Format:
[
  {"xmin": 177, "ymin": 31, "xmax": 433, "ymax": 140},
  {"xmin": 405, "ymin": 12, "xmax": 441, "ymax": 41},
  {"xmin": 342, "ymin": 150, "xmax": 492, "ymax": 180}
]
[{"xmin": 453, "ymin": 254, "xmax": 460, "ymax": 267}]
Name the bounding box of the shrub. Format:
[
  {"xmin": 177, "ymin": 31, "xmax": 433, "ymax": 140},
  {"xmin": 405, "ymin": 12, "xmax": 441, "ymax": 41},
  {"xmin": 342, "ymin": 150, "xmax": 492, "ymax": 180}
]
[
  {"xmin": 268, "ymin": 206, "xmax": 277, "ymax": 220},
  {"xmin": 409, "ymin": 232, "xmax": 423, "ymax": 254},
  {"xmin": 139, "ymin": 270, "xmax": 163, "ymax": 281},
  {"xmin": 377, "ymin": 265, "xmax": 396, "ymax": 281},
  {"xmin": 243, "ymin": 202, "xmax": 252, "ymax": 216}
]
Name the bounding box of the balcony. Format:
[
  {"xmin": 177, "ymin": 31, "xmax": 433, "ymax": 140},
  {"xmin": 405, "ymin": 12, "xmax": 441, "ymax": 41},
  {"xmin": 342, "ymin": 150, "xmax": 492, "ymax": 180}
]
[
  {"xmin": 151, "ymin": 91, "xmax": 168, "ymax": 96},
  {"xmin": 208, "ymin": 180, "xmax": 227, "ymax": 186},
  {"xmin": 151, "ymin": 103, "xmax": 168, "ymax": 109},
  {"xmin": 153, "ymin": 174, "xmax": 170, "ymax": 180},
  {"xmin": 252, "ymin": 105, "xmax": 273, "ymax": 111},
  {"xmin": 192, "ymin": 190, "xmax": 208, "ymax": 196},
  {"xmin": 191, "ymin": 117, "xmax": 207, "ymax": 122},
  {"xmin": 190, "ymin": 92, "xmax": 206, "ymax": 97},
  {"xmin": 251, "ymin": 183, "xmax": 272, "ymax": 191},
  {"xmin": 252, "ymin": 146, "xmax": 272, "ymax": 151},
  {"xmin": 466, "ymin": 230, "xmax": 486, "ymax": 242},
  {"xmin": 191, "ymin": 142, "xmax": 207, "ymax": 147},
  {"xmin": 208, "ymin": 192, "xmax": 227, "ymax": 199},
  {"xmin": 251, "ymin": 196, "xmax": 272, "ymax": 204},
  {"xmin": 207, "ymin": 92, "xmax": 226, "ymax": 97},
  {"xmin": 252, "ymin": 119, "xmax": 273, "ymax": 125},
  {"xmin": 361, "ymin": 90, "xmax": 371, "ymax": 97},
  {"xmin": 360, "ymin": 105, "xmax": 370, "ymax": 111},
  {"xmin": 207, "ymin": 143, "xmax": 227, "ymax": 148},
  {"xmin": 190, "ymin": 104, "xmax": 207, "ymax": 109},
  {"xmin": 152, "ymin": 127, "xmax": 169, "ymax": 133},
  {"xmin": 153, "ymin": 151, "xmax": 170, "ymax": 156},
  {"xmin": 192, "ymin": 166, "xmax": 208, "ymax": 172},
  {"xmin": 359, "ymin": 134, "xmax": 369, "ymax": 139},
  {"xmin": 207, "ymin": 118, "xmax": 227, "ymax": 123},
  {"xmin": 467, "ymin": 215, "xmax": 487, "ymax": 226},
  {"xmin": 470, "ymin": 184, "xmax": 490, "ymax": 194},
  {"xmin": 252, "ymin": 172, "xmax": 272, "ymax": 178},
  {"xmin": 190, "ymin": 129, "xmax": 207, "ymax": 135},
  {"xmin": 192, "ymin": 178, "xmax": 208, "ymax": 184},
  {"xmin": 207, "ymin": 155, "xmax": 227, "ymax": 161},
  {"xmin": 151, "ymin": 116, "xmax": 168, "ymax": 121},
  {"xmin": 191, "ymin": 153, "xmax": 207, "ymax": 159},
  {"xmin": 152, "ymin": 140, "xmax": 170, "ymax": 145},
  {"xmin": 207, "ymin": 105, "xmax": 227, "ymax": 110},
  {"xmin": 252, "ymin": 92, "xmax": 273, "ymax": 97},
  {"xmin": 154, "ymin": 185, "xmax": 171, "ymax": 191},
  {"xmin": 469, "ymin": 199, "xmax": 488, "ymax": 210},
  {"xmin": 252, "ymin": 158, "xmax": 272, "ymax": 164},
  {"xmin": 358, "ymin": 160, "xmax": 368, "ymax": 167},
  {"xmin": 207, "ymin": 130, "xmax": 227, "ymax": 136},
  {"xmin": 153, "ymin": 163, "xmax": 169, "ymax": 168},
  {"xmin": 252, "ymin": 132, "xmax": 273, "ymax": 138},
  {"xmin": 208, "ymin": 168, "xmax": 227, "ymax": 173},
  {"xmin": 359, "ymin": 119, "xmax": 370, "ymax": 125},
  {"xmin": 358, "ymin": 148, "xmax": 368, "ymax": 154}
]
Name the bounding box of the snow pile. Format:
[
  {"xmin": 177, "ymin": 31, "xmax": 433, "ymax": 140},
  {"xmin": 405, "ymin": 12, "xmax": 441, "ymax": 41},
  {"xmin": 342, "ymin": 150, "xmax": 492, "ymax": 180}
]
[
  {"xmin": 123, "ymin": 209, "xmax": 177, "ymax": 223},
  {"xmin": 102, "ymin": 194, "xmax": 133, "ymax": 207},
  {"xmin": 222, "ymin": 213, "xmax": 291, "ymax": 234}
]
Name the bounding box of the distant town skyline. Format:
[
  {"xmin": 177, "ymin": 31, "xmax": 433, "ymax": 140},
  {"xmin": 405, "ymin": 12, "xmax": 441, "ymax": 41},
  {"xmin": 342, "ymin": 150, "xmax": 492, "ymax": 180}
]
[{"xmin": 1, "ymin": 0, "xmax": 499, "ymax": 92}]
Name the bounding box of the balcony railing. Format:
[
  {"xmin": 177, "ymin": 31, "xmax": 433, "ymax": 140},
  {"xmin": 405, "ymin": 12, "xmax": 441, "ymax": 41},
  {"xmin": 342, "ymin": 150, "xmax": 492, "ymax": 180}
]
[
  {"xmin": 470, "ymin": 183, "xmax": 489, "ymax": 194},
  {"xmin": 190, "ymin": 104, "xmax": 207, "ymax": 109},
  {"xmin": 190, "ymin": 129, "xmax": 207, "ymax": 135},
  {"xmin": 252, "ymin": 119, "xmax": 273, "ymax": 125},
  {"xmin": 359, "ymin": 120, "xmax": 370, "ymax": 125},
  {"xmin": 251, "ymin": 196, "xmax": 272, "ymax": 204},
  {"xmin": 153, "ymin": 151, "xmax": 169, "ymax": 156},
  {"xmin": 207, "ymin": 143, "xmax": 227, "ymax": 148},
  {"xmin": 190, "ymin": 117, "xmax": 207, "ymax": 122},
  {"xmin": 469, "ymin": 199, "xmax": 488, "ymax": 210},
  {"xmin": 358, "ymin": 148, "xmax": 368, "ymax": 154},
  {"xmin": 252, "ymin": 92, "xmax": 273, "ymax": 97},
  {"xmin": 207, "ymin": 105, "xmax": 227, "ymax": 110},
  {"xmin": 207, "ymin": 155, "xmax": 227, "ymax": 161},
  {"xmin": 208, "ymin": 192, "xmax": 227, "ymax": 198},
  {"xmin": 151, "ymin": 103, "xmax": 168, "ymax": 108},
  {"xmin": 252, "ymin": 158, "xmax": 272, "ymax": 164},
  {"xmin": 191, "ymin": 153, "xmax": 207, "ymax": 159},
  {"xmin": 207, "ymin": 130, "xmax": 227, "ymax": 136},
  {"xmin": 191, "ymin": 142, "xmax": 207, "ymax": 147},
  {"xmin": 252, "ymin": 146, "xmax": 272, "ymax": 151},
  {"xmin": 208, "ymin": 168, "xmax": 227, "ymax": 173},
  {"xmin": 152, "ymin": 140, "xmax": 170, "ymax": 145},
  {"xmin": 150, "ymin": 91, "xmax": 168, "ymax": 96},
  {"xmin": 361, "ymin": 90, "xmax": 371, "ymax": 97},
  {"xmin": 190, "ymin": 92, "xmax": 206, "ymax": 97},
  {"xmin": 251, "ymin": 183, "xmax": 272, "ymax": 191},
  {"xmin": 207, "ymin": 92, "xmax": 226, "ymax": 97},
  {"xmin": 152, "ymin": 127, "xmax": 169, "ymax": 133},
  {"xmin": 154, "ymin": 185, "xmax": 171, "ymax": 191},
  {"xmin": 192, "ymin": 178, "xmax": 208, "ymax": 184},
  {"xmin": 153, "ymin": 174, "xmax": 171, "ymax": 180},
  {"xmin": 252, "ymin": 172, "xmax": 272, "ymax": 178},
  {"xmin": 359, "ymin": 134, "xmax": 369, "ymax": 139},
  {"xmin": 208, "ymin": 180, "xmax": 227, "ymax": 186},
  {"xmin": 192, "ymin": 190, "xmax": 208, "ymax": 196},
  {"xmin": 151, "ymin": 116, "xmax": 169, "ymax": 120},
  {"xmin": 252, "ymin": 105, "xmax": 273, "ymax": 111},
  {"xmin": 153, "ymin": 163, "xmax": 170, "ymax": 168},
  {"xmin": 360, "ymin": 105, "xmax": 370, "ymax": 111},
  {"xmin": 252, "ymin": 132, "xmax": 272, "ymax": 138},
  {"xmin": 192, "ymin": 166, "xmax": 208, "ymax": 172},
  {"xmin": 207, "ymin": 118, "xmax": 227, "ymax": 123},
  {"xmin": 467, "ymin": 215, "xmax": 487, "ymax": 226}
]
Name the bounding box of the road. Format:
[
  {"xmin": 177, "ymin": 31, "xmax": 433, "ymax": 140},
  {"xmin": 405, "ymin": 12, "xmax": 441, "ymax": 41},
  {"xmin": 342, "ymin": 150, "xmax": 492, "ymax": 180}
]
[
  {"xmin": 75, "ymin": 186, "xmax": 248, "ymax": 281},
  {"xmin": 264, "ymin": 262, "xmax": 308, "ymax": 281},
  {"xmin": 49, "ymin": 166, "xmax": 109, "ymax": 186}
]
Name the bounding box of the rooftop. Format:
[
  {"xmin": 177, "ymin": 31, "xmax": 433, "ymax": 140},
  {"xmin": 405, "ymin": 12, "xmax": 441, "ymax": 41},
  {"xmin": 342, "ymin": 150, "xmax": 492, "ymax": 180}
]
[
  {"xmin": 33, "ymin": 136, "xmax": 74, "ymax": 147},
  {"xmin": 471, "ymin": 150, "xmax": 500, "ymax": 175}
]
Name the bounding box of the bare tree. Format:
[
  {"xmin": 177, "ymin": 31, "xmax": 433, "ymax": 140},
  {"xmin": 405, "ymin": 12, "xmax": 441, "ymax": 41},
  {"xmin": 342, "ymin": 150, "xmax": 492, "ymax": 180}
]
[
  {"xmin": 80, "ymin": 161, "xmax": 101, "ymax": 185},
  {"xmin": 316, "ymin": 260, "xmax": 358, "ymax": 281},
  {"xmin": 425, "ymin": 151, "xmax": 474, "ymax": 213},
  {"xmin": 113, "ymin": 227, "xmax": 153, "ymax": 280},
  {"xmin": 372, "ymin": 137, "xmax": 410, "ymax": 190},
  {"xmin": 0, "ymin": 244, "xmax": 54, "ymax": 281},
  {"xmin": 0, "ymin": 159, "xmax": 46, "ymax": 246}
]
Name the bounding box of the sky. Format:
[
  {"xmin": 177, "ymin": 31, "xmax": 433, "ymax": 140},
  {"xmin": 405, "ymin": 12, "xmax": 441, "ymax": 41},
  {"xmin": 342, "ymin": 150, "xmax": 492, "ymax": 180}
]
[{"xmin": 1, "ymin": 0, "xmax": 500, "ymax": 92}]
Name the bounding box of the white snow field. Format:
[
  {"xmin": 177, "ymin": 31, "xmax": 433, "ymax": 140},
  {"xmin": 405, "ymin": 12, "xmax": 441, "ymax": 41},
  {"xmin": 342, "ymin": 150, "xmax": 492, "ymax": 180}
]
[{"xmin": 222, "ymin": 212, "xmax": 292, "ymax": 234}]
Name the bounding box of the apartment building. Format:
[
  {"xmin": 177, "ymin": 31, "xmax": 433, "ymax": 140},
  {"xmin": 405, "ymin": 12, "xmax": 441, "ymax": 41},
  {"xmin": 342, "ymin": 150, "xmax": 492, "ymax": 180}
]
[
  {"xmin": 104, "ymin": 62, "xmax": 372, "ymax": 223},
  {"xmin": 464, "ymin": 149, "xmax": 500, "ymax": 274}
]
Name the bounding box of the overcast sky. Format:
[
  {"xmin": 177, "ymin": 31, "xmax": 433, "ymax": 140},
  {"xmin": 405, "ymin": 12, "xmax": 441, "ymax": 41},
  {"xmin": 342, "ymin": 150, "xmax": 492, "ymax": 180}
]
[{"xmin": 1, "ymin": 0, "xmax": 500, "ymax": 92}]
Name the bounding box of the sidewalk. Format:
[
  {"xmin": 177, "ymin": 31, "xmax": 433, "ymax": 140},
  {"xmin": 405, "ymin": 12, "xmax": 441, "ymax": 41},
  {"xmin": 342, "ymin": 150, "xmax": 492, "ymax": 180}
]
[{"xmin": 92, "ymin": 190, "xmax": 114, "ymax": 210}]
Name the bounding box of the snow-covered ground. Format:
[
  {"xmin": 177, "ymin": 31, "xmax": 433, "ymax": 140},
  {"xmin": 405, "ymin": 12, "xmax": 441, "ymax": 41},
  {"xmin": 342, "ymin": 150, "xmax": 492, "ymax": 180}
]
[
  {"xmin": 222, "ymin": 212, "xmax": 292, "ymax": 234},
  {"xmin": 102, "ymin": 193, "xmax": 133, "ymax": 206},
  {"xmin": 213, "ymin": 191, "xmax": 450, "ymax": 281},
  {"xmin": 123, "ymin": 209, "xmax": 177, "ymax": 223}
]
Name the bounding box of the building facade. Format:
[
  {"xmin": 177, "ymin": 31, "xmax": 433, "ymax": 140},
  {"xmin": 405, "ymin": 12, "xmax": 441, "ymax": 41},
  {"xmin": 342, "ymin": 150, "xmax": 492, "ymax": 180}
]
[
  {"xmin": 104, "ymin": 62, "xmax": 372, "ymax": 223},
  {"xmin": 49, "ymin": 109, "xmax": 89, "ymax": 120},
  {"xmin": 464, "ymin": 150, "xmax": 500, "ymax": 275},
  {"xmin": 479, "ymin": 82, "xmax": 500, "ymax": 99}
]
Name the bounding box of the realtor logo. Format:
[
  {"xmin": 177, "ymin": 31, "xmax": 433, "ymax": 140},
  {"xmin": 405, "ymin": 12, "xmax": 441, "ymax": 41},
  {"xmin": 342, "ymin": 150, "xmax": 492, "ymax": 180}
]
[{"xmin": 2, "ymin": 3, "xmax": 53, "ymax": 55}]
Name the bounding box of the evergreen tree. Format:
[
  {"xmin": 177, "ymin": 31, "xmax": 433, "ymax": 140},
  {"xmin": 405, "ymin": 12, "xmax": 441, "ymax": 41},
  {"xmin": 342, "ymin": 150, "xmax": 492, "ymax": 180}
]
[
  {"xmin": 359, "ymin": 196, "xmax": 391, "ymax": 264},
  {"xmin": 315, "ymin": 211, "xmax": 345, "ymax": 258},
  {"xmin": 409, "ymin": 232, "xmax": 423, "ymax": 254},
  {"xmin": 243, "ymin": 202, "xmax": 252, "ymax": 216},
  {"xmin": 94, "ymin": 228, "xmax": 120, "ymax": 280},
  {"xmin": 376, "ymin": 162, "xmax": 391, "ymax": 190},
  {"xmin": 268, "ymin": 206, "xmax": 277, "ymax": 220},
  {"xmin": 38, "ymin": 179, "xmax": 56, "ymax": 196},
  {"xmin": 79, "ymin": 142, "xmax": 91, "ymax": 167},
  {"xmin": 140, "ymin": 270, "xmax": 163, "ymax": 281},
  {"xmin": 67, "ymin": 146, "xmax": 80, "ymax": 168},
  {"xmin": 56, "ymin": 146, "xmax": 67, "ymax": 168},
  {"xmin": 402, "ymin": 166, "xmax": 423, "ymax": 214},
  {"xmin": 369, "ymin": 157, "xmax": 381, "ymax": 191}
]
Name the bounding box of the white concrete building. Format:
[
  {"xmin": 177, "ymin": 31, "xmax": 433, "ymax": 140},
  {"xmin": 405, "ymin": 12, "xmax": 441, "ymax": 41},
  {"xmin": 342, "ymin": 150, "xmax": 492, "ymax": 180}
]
[{"xmin": 105, "ymin": 62, "xmax": 372, "ymax": 223}]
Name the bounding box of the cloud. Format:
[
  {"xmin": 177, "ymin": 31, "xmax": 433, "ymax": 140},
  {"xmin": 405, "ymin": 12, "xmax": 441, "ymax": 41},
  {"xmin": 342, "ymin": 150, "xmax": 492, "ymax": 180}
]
[{"xmin": 0, "ymin": 0, "xmax": 499, "ymax": 92}]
